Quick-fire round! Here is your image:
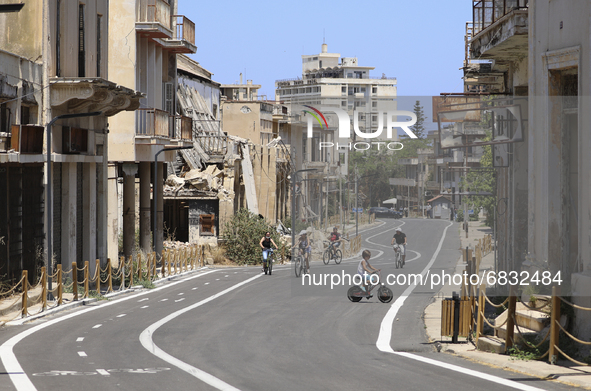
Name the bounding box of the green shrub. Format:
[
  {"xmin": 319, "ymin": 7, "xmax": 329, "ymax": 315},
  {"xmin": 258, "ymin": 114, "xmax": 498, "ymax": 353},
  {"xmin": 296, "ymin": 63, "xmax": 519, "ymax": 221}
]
[{"xmin": 222, "ymin": 209, "xmax": 288, "ymax": 265}]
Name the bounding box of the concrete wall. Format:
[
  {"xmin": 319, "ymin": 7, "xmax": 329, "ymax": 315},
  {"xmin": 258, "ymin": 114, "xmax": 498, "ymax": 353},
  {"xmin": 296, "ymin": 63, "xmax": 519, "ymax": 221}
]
[
  {"xmin": 222, "ymin": 102, "xmax": 262, "ymax": 141},
  {"xmin": 0, "ymin": 0, "xmax": 43, "ymax": 60},
  {"xmin": 528, "ymin": 0, "xmax": 591, "ymax": 337}
]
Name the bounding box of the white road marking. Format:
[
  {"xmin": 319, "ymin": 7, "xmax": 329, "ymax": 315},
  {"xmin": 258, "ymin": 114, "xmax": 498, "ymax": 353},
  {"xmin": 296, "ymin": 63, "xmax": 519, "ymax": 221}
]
[
  {"xmin": 204, "ymin": 282, "xmax": 210, "ymax": 285},
  {"xmin": 96, "ymin": 369, "xmax": 110, "ymax": 376},
  {"xmin": 141, "ymin": 305, "xmax": 149, "ymax": 309},
  {"xmin": 375, "ymin": 221, "xmax": 544, "ymax": 391},
  {"xmin": 138, "ymin": 298, "xmax": 149, "ymax": 302},
  {"xmin": 215, "ymin": 279, "xmax": 220, "ymax": 281},
  {"xmin": 78, "ymin": 352, "xmax": 87, "ymax": 357},
  {"xmin": 0, "ymin": 269, "xmax": 218, "ymax": 391},
  {"xmin": 76, "ymin": 337, "xmax": 84, "ymax": 342},
  {"xmin": 140, "ymin": 274, "xmax": 262, "ymax": 391},
  {"xmin": 192, "ymin": 287, "xmax": 198, "ymax": 290},
  {"xmin": 160, "ymin": 299, "xmax": 168, "ymax": 302},
  {"xmin": 116, "ymin": 314, "xmax": 126, "ymax": 318},
  {"xmin": 92, "ymin": 324, "xmax": 102, "ymax": 329},
  {"xmin": 175, "ymin": 298, "xmax": 185, "ymax": 303},
  {"xmin": 224, "ymin": 275, "xmax": 229, "ymax": 278},
  {"xmin": 178, "ymin": 293, "xmax": 184, "ymax": 295}
]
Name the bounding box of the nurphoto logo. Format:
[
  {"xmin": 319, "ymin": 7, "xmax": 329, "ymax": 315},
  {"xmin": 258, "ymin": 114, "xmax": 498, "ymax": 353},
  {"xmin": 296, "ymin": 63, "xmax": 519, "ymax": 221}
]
[{"xmin": 302, "ymin": 105, "xmax": 419, "ymax": 151}]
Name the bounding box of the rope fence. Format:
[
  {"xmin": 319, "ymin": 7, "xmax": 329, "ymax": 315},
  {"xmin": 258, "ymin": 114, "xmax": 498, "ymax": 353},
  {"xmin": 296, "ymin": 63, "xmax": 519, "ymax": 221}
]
[{"xmin": 0, "ymin": 244, "xmax": 209, "ymax": 321}]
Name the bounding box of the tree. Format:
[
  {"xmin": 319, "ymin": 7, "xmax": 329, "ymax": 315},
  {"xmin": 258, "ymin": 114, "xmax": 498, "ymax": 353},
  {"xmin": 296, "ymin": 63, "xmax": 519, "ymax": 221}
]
[{"xmin": 410, "ymin": 100, "xmax": 426, "ymax": 139}]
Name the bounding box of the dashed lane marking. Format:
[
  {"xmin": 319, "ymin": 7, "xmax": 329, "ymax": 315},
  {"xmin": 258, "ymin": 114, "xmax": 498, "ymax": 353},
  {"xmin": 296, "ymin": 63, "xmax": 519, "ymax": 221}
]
[
  {"xmin": 96, "ymin": 369, "xmax": 109, "ymax": 376},
  {"xmin": 175, "ymin": 298, "xmax": 185, "ymax": 303},
  {"xmin": 92, "ymin": 324, "xmax": 102, "ymax": 329},
  {"xmin": 116, "ymin": 314, "xmax": 126, "ymax": 318},
  {"xmin": 76, "ymin": 337, "xmax": 84, "ymax": 342},
  {"xmin": 78, "ymin": 352, "xmax": 87, "ymax": 357}
]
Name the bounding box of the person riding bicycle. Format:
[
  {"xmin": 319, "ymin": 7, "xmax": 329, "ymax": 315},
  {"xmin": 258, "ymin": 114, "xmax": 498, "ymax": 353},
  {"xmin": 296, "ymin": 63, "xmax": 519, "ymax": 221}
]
[
  {"xmin": 328, "ymin": 226, "xmax": 342, "ymax": 248},
  {"xmin": 391, "ymin": 227, "xmax": 407, "ymax": 266},
  {"xmin": 259, "ymin": 231, "xmax": 278, "ymax": 273},
  {"xmin": 357, "ymin": 249, "xmax": 380, "ymax": 295},
  {"xmin": 297, "ymin": 230, "xmax": 312, "ymax": 273}
]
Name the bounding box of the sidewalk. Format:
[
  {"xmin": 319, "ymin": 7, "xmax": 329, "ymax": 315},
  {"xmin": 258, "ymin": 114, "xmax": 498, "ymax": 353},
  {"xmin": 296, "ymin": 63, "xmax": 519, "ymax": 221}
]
[{"xmin": 423, "ymin": 219, "xmax": 591, "ymax": 389}]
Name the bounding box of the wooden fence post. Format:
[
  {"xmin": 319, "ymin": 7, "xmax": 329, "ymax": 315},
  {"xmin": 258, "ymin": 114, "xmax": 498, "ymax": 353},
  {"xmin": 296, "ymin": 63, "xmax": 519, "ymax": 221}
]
[
  {"xmin": 549, "ymin": 285, "xmax": 561, "ymax": 364},
  {"xmin": 72, "ymin": 262, "xmax": 78, "ymax": 301},
  {"xmin": 128, "ymin": 255, "xmax": 134, "ymax": 287},
  {"xmin": 21, "ymin": 270, "xmax": 28, "ymax": 317},
  {"xmin": 57, "ymin": 264, "xmax": 63, "ymax": 305},
  {"xmin": 505, "ymin": 285, "xmax": 517, "ymax": 350},
  {"xmin": 41, "ymin": 266, "xmax": 47, "ymax": 311},
  {"xmin": 137, "ymin": 253, "xmax": 143, "ymax": 281},
  {"xmin": 107, "ymin": 258, "xmax": 112, "ymax": 293},
  {"xmin": 95, "ymin": 259, "xmax": 101, "ymax": 295},
  {"xmin": 84, "ymin": 261, "xmax": 89, "ymax": 298}
]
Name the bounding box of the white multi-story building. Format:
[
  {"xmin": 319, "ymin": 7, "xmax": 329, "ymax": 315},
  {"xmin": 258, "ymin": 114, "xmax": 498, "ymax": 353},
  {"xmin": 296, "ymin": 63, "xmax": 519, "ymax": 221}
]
[{"xmin": 275, "ymin": 43, "xmax": 397, "ymax": 222}]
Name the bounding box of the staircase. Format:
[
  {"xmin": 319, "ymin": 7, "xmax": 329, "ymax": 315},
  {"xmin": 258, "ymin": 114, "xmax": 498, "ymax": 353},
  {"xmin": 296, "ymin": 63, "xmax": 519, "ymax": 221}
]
[{"xmin": 477, "ymin": 296, "xmax": 551, "ymax": 354}]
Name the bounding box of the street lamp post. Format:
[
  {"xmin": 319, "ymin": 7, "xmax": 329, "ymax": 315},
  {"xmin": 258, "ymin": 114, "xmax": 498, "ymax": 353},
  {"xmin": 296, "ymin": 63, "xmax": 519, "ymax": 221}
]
[
  {"xmin": 46, "ymin": 111, "xmax": 102, "ymax": 299},
  {"xmin": 153, "ymin": 146, "xmax": 193, "ymax": 256}
]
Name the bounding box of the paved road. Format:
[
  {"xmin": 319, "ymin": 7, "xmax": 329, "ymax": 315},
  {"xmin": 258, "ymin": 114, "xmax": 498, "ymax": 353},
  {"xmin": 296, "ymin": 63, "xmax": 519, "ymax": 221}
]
[{"xmin": 0, "ymin": 219, "xmax": 574, "ymax": 390}]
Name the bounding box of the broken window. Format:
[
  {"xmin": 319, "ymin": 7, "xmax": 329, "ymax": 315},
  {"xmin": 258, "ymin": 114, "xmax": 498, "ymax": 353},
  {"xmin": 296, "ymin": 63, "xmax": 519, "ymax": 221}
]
[{"xmin": 199, "ymin": 214, "xmax": 215, "ymax": 236}]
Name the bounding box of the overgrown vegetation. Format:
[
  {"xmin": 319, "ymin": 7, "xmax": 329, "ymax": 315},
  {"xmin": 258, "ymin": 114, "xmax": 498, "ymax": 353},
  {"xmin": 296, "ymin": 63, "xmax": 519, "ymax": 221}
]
[{"xmin": 222, "ymin": 209, "xmax": 289, "ymax": 265}]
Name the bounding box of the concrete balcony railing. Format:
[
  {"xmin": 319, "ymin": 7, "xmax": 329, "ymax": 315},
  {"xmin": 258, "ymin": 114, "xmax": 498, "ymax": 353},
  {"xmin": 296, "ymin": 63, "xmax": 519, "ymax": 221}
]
[
  {"xmin": 136, "ymin": 0, "xmax": 172, "ymax": 38},
  {"xmin": 472, "ymin": 0, "xmax": 528, "ymax": 35},
  {"xmin": 136, "ymin": 108, "xmax": 171, "ymax": 138},
  {"xmin": 470, "ymin": 0, "xmax": 528, "ymax": 60}
]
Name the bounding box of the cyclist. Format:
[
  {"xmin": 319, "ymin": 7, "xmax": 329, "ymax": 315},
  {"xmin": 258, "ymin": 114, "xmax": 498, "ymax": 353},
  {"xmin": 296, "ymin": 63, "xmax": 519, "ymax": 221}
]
[
  {"xmin": 357, "ymin": 250, "xmax": 380, "ymax": 294},
  {"xmin": 391, "ymin": 227, "xmax": 407, "ymax": 266},
  {"xmin": 259, "ymin": 231, "xmax": 278, "ymax": 273},
  {"xmin": 297, "ymin": 230, "xmax": 312, "ymax": 273},
  {"xmin": 328, "ymin": 226, "xmax": 342, "ymax": 248}
]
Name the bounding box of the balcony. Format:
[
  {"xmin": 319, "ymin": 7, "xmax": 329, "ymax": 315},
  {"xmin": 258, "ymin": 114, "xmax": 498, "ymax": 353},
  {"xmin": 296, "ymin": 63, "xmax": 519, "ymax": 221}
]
[
  {"xmin": 470, "ymin": 0, "xmax": 528, "ymax": 61},
  {"xmin": 136, "ymin": 0, "xmax": 172, "ymax": 39},
  {"xmin": 175, "ymin": 115, "xmax": 192, "ymax": 140},
  {"xmin": 157, "ymin": 15, "xmax": 197, "ymax": 54},
  {"xmin": 195, "ymin": 133, "xmax": 227, "ymax": 157},
  {"xmin": 136, "ymin": 108, "xmax": 171, "ymax": 138}
]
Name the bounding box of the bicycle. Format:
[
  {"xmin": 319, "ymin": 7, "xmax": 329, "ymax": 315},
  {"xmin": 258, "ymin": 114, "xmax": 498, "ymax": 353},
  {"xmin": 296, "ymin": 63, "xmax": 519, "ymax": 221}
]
[
  {"xmin": 323, "ymin": 241, "xmax": 343, "ymax": 265},
  {"xmin": 347, "ymin": 271, "xmax": 393, "ymax": 303},
  {"xmin": 393, "ymin": 244, "xmax": 403, "ymax": 269},
  {"xmin": 262, "ymin": 249, "xmax": 274, "ymax": 275},
  {"xmin": 293, "ymin": 247, "xmax": 310, "ymax": 277}
]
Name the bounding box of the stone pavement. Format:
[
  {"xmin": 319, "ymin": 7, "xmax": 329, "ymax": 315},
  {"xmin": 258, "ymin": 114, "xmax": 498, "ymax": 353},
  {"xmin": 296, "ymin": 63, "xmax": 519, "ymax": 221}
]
[{"xmin": 423, "ymin": 218, "xmax": 591, "ymax": 389}]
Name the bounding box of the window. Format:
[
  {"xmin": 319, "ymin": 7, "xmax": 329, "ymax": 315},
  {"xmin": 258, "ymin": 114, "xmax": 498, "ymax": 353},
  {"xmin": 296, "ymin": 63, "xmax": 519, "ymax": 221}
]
[
  {"xmin": 341, "ymin": 86, "xmax": 346, "ymax": 93},
  {"xmin": 199, "ymin": 214, "xmax": 215, "ymax": 236},
  {"xmin": 372, "ymin": 87, "xmax": 377, "ymax": 94},
  {"xmin": 341, "ymin": 101, "xmax": 346, "ymax": 106},
  {"xmin": 347, "ymin": 73, "xmax": 353, "ymax": 78},
  {"xmin": 372, "ymin": 115, "xmax": 377, "ymax": 122},
  {"xmin": 78, "ymin": 4, "xmax": 85, "ymax": 77},
  {"xmin": 20, "ymin": 106, "xmax": 30, "ymax": 125},
  {"xmin": 96, "ymin": 14, "xmax": 102, "ymax": 77},
  {"xmin": 372, "ymin": 101, "xmax": 377, "ymax": 107}
]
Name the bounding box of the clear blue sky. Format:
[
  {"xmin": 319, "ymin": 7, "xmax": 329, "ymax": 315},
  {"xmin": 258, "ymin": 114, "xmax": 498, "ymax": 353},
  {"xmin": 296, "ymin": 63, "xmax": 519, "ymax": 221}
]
[{"xmin": 179, "ymin": 0, "xmax": 472, "ymax": 125}]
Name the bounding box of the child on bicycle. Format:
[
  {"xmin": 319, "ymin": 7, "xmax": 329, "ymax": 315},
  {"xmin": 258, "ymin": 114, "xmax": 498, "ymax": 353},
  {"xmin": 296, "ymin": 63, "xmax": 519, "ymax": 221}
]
[
  {"xmin": 259, "ymin": 231, "xmax": 278, "ymax": 273},
  {"xmin": 328, "ymin": 226, "xmax": 341, "ymax": 248},
  {"xmin": 297, "ymin": 230, "xmax": 312, "ymax": 273},
  {"xmin": 357, "ymin": 250, "xmax": 380, "ymax": 294}
]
